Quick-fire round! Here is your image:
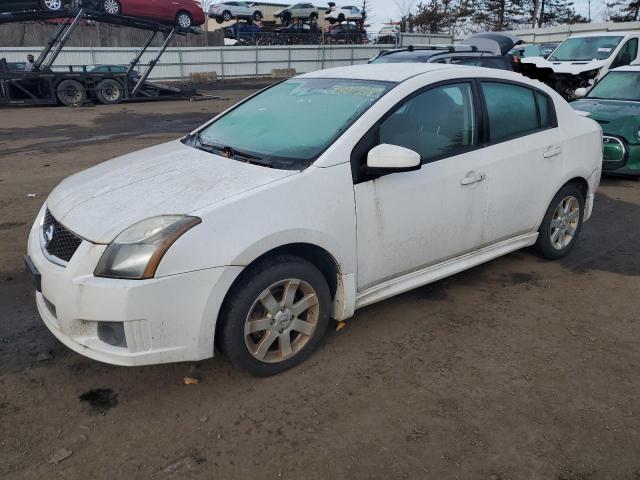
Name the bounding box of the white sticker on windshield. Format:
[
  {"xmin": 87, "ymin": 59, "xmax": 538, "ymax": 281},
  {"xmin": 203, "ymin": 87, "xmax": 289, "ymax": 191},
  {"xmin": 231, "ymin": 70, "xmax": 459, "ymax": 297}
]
[{"xmin": 597, "ymin": 47, "xmax": 612, "ymax": 52}]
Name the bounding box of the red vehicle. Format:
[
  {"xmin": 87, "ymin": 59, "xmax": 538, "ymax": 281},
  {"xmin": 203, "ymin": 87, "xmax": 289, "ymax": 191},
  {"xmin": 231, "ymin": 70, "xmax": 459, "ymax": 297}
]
[{"xmin": 89, "ymin": 0, "xmax": 205, "ymax": 28}]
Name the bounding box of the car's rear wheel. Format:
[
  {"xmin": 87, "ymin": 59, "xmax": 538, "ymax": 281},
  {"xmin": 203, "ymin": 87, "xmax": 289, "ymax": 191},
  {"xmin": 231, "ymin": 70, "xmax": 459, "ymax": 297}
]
[
  {"xmin": 56, "ymin": 79, "xmax": 86, "ymax": 106},
  {"xmin": 95, "ymin": 79, "xmax": 124, "ymax": 105},
  {"xmin": 219, "ymin": 255, "xmax": 331, "ymax": 377},
  {"xmin": 222, "ymin": 10, "xmax": 232, "ymax": 22},
  {"xmin": 253, "ymin": 10, "xmax": 262, "ymax": 21},
  {"xmin": 536, "ymin": 183, "xmax": 585, "ymax": 260},
  {"xmin": 176, "ymin": 11, "xmax": 192, "ymax": 28},
  {"xmin": 41, "ymin": 0, "xmax": 64, "ymax": 11},
  {"xmin": 338, "ymin": 13, "xmax": 345, "ymax": 22},
  {"xmin": 102, "ymin": 0, "xmax": 121, "ymax": 15},
  {"xmin": 309, "ymin": 11, "xmax": 318, "ymax": 20}
]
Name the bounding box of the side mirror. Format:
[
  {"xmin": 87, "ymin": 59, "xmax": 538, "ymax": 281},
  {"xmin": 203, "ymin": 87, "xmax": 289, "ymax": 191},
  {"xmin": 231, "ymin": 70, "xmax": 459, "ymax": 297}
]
[
  {"xmin": 574, "ymin": 87, "xmax": 588, "ymax": 99},
  {"xmin": 366, "ymin": 144, "xmax": 421, "ymax": 173}
]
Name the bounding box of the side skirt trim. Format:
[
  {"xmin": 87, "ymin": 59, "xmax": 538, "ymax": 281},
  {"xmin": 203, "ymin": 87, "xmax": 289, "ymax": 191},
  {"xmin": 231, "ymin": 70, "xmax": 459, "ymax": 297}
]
[{"xmin": 355, "ymin": 233, "xmax": 538, "ymax": 310}]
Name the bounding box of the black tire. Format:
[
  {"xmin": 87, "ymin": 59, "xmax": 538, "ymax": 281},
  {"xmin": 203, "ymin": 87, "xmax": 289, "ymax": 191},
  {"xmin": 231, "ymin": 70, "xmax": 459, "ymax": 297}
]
[
  {"xmin": 282, "ymin": 11, "xmax": 291, "ymax": 23},
  {"xmin": 176, "ymin": 11, "xmax": 192, "ymax": 28},
  {"xmin": 95, "ymin": 79, "xmax": 123, "ymax": 105},
  {"xmin": 215, "ymin": 16, "xmax": 223, "ymax": 24},
  {"xmin": 40, "ymin": 0, "xmax": 64, "ymax": 11},
  {"xmin": 222, "ymin": 10, "xmax": 232, "ymax": 22},
  {"xmin": 338, "ymin": 13, "xmax": 345, "ymax": 22},
  {"xmin": 328, "ymin": 18, "xmax": 336, "ymax": 24},
  {"xmin": 253, "ymin": 10, "xmax": 263, "ymax": 21},
  {"xmin": 309, "ymin": 11, "xmax": 318, "ymax": 20},
  {"xmin": 536, "ymin": 183, "xmax": 585, "ymax": 260},
  {"xmin": 102, "ymin": 0, "xmax": 121, "ymax": 15},
  {"xmin": 56, "ymin": 79, "xmax": 86, "ymax": 106},
  {"xmin": 219, "ymin": 255, "xmax": 331, "ymax": 377}
]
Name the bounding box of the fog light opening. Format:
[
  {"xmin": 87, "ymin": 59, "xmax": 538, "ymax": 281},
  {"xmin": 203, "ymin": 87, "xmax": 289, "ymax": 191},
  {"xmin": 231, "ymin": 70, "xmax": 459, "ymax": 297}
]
[{"xmin": 98, "ymin": 322, "xmax": 127, "ymax": 348}]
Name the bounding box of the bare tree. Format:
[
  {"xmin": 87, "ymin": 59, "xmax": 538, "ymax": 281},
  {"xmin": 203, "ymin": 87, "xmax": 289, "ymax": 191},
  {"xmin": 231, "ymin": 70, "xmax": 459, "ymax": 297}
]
[{"xmin": 394, "ymin": 0, "xmax": 417, "ymax": 31}]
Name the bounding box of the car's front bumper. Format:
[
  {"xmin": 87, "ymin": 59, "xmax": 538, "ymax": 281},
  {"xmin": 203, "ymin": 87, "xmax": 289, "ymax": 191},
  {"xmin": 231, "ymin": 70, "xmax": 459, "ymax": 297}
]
[
  {"xmin": 603, "ymin": 137, "xmax": 640, "ymax": 177},
  {"xmin": 27, "ymin": 208, "xmax": 242, "ymax": 366}
]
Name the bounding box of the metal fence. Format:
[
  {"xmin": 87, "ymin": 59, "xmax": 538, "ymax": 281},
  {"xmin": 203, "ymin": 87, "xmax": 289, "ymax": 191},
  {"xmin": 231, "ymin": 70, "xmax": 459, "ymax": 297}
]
[{"xmin": 0, "ymin": 44, "xmax": 395, "ymax": 80}]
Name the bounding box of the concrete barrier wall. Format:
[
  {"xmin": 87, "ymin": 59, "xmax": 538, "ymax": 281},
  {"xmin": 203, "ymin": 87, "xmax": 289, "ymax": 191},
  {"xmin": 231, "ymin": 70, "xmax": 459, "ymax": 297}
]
[
  {"xmin": 0, "ymin": 21, "xmax": 224, "ymax": 47},
  {"xmin": 0, "ymin": 44, "xmax": 391, "ymax": 80}
]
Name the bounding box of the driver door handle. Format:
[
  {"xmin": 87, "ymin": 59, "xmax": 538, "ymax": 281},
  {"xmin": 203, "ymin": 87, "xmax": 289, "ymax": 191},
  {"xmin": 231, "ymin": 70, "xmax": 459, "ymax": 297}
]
[{"xmin": 460, "ymin": 172, "xmax": 486, "ymax": 186}]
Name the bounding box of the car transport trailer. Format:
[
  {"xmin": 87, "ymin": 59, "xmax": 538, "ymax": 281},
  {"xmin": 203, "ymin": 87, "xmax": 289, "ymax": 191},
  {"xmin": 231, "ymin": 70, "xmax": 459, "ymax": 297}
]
[{"xmin": 0, "ymin": 7, "xmax": 201, "ymax": 106}]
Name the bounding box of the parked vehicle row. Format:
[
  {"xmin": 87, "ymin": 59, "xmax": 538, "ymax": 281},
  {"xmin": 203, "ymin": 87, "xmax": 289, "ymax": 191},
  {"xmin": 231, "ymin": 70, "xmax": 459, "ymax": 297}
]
[{"xmin": 26, "ymin": 62, "xmax": 603, "ymax": 377}]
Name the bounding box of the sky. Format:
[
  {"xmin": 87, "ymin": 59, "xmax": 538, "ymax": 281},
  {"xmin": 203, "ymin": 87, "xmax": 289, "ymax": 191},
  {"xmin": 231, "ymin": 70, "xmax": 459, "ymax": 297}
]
[{"xmin": 363, "ymin": 0, "xmax": 607, "ymax": 31}]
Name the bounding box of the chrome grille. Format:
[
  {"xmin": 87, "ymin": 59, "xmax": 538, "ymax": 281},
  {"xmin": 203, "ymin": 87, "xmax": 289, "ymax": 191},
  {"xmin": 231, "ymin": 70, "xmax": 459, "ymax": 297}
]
[{"xmin": 41, "ymin": 209, "xmax": 82, "ymax": 264}]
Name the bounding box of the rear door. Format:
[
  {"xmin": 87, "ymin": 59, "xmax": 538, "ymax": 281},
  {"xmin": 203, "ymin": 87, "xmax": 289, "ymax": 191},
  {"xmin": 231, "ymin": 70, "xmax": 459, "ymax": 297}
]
[{"xmin": 479, "ymin": 80, "xmax": 562, "ymax": 242}]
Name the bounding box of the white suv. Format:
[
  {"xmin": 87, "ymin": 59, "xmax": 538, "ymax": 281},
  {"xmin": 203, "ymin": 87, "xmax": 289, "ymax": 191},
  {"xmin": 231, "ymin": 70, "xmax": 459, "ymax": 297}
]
[
  {"xmin": 325, "ymin": 4, "xmax": 362, "ymax": 23},
  {"xmin": 27, "ymin": 64, "xmax": 602, "ymax": 376},
  {"xmin": 209, "ymin": 1, "xmax": 263, "ymax": 23},
  {"xmin": 274, "ymin": 2, "xmax": 318, "ymax": 22}
]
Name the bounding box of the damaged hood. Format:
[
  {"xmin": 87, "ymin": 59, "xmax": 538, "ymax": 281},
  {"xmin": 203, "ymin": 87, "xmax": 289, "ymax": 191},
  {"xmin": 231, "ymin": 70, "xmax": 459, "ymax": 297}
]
[
  {"xmin": 571, "ymin": 98, "xmax": 640, "ymax": 137},
  {"xmin": 47, "ymin": 141, "xmax": 297, "ymax": 243},
  {"xmin": 521, "ymin": 56, "xmax": 605, "ymax": 75}
]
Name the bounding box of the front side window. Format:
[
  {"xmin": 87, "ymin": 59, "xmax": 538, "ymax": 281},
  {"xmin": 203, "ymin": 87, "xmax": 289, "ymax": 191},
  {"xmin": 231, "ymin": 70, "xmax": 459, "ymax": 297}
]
[
  {"xmin": 587, "ymin": 71, "xmax": 640, "ymax": 101},
  {"xmin": 194, "ymin": 78, "xmax": 393, "ymax": 169},
  {"xmin": 482, "ymin": 82, "xmax": 553, "ymax": 142},
  {"xmin": 549, "ymin": 36, "xmax": 624, "ymax": 61},
  {"xmin": 379, "ymin": 83, "xmax": 476, "ymax": 163}
]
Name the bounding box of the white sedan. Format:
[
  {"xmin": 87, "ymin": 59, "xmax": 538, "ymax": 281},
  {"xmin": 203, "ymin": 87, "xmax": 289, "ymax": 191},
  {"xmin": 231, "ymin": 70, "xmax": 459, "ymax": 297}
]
[
  {"xmin": 325, "ymin": 4, "xmax": 363, "ymax": 23},
  {"xmin": 26, "ymin": 64, "xmax": 602, "ymax": 376}
]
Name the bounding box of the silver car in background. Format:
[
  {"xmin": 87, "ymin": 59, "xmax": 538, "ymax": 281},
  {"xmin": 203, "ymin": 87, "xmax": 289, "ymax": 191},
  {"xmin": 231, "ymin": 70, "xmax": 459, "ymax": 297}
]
[{"xmin": 209, "ymin": 1, "xmax": 263, "ymax": 23}]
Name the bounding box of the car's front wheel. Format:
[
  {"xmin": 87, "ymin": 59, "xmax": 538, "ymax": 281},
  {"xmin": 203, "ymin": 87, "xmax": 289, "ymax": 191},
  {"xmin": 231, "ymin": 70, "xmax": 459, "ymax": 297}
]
[
  {"xmin": 253, "ymin": 10, "xmax": 262, "ymax": 21},
  {"xmin": 219, "ymin": 255, "xmax": 331, "ymax": 377},
  {"xmin": 536, "ymin": 183, "xmax": 585, "ymax": 259}
]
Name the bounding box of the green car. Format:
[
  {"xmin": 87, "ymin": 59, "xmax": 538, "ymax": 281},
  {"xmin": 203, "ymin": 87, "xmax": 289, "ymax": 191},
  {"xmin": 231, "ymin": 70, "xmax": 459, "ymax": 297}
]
[{"xmin": 572, "ymin": 66, "xmax": 640, "ymax": 177}]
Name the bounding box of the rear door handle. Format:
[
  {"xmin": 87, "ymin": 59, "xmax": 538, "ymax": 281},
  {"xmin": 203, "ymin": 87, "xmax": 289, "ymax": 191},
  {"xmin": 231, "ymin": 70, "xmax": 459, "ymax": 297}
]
[
  {"xmin": 460, "ymin": 172, "xmax": 486, "ymax": 186},
  {"xmin": 543, "ymin": 146, "xmax": 562, "ymax": 158}
]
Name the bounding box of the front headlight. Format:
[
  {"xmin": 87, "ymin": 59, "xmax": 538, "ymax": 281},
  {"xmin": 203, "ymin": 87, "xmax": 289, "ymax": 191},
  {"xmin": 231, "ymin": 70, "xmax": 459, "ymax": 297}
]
[{"xmin": 94, "ymin": 215, "xmax": 201, "ymax": 280}]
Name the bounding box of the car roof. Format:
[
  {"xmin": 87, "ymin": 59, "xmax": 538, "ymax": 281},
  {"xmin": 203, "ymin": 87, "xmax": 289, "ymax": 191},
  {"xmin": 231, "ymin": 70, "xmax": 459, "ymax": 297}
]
[
  {"xmin": 566, "ymin": 31, "xmax": 639, "ymax": 39},
  {"xmin": 299, "ymin": 63, "xmax": 466, "ymax": 83}
]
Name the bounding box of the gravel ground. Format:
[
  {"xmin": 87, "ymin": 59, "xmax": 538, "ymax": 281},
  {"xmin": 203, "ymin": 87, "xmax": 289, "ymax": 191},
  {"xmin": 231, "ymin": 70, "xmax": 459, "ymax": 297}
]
[{"xmin": 1, "ymin": 92, "xmax": 639, "ymax": 480}]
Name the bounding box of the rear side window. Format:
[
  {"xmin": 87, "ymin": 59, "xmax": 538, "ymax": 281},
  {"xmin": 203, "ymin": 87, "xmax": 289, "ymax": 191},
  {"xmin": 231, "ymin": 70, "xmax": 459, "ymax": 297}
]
[{"xmin": 482, "ymin": 82, "xmax": 553, "ymax": 143}]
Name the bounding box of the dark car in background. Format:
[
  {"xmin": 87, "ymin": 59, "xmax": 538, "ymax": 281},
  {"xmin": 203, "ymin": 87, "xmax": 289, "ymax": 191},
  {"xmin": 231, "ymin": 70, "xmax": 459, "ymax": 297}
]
[
  {"xmin": 224, "ymin": 22, "xmax": 262, "ymax": 40},
  {"xmin": 0, "ymin": 0, "xmax": 71, "ymax": 12},
  {"xmin": 370, "ymin": 32, "xmax": 522, "ymax": 71},
  {"xmin": 325, "ymin": 23, "xmax": 367, "ymax": 44}
]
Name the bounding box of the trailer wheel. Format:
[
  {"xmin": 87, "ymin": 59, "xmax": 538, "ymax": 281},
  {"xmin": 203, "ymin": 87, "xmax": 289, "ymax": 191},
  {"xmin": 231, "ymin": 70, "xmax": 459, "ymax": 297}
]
[
  {"xmin": 95, "ymin": 79, "xmax": 124, "ymax": 105},
  {"xmin": 56, "ymin": 80, "xmax": 86, "ymax": 106}
]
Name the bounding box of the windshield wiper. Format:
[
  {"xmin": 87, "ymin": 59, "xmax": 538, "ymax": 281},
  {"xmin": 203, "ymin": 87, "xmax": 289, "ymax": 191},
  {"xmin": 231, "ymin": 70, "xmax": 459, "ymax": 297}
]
[{"xmin": 184, "ymin": 132, "xmax": 272, "ymax": 167}]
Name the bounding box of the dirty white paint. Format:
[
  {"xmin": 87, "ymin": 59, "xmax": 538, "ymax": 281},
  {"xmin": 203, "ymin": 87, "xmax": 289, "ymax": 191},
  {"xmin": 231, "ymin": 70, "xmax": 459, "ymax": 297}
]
[{"xmin": 28, "ymin": 63, "xmax": 602, "ymax": 367}]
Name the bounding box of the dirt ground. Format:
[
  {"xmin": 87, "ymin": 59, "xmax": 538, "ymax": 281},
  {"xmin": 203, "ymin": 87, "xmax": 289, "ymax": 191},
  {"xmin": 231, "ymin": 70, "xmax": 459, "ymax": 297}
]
[{"xmin": 1, "ymin": 91, "xmax": 640, "ymax": 480}]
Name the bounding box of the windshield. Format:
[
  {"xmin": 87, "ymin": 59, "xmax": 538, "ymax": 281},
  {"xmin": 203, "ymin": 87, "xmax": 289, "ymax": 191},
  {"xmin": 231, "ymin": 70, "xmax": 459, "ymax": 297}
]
[
  {"xmin": 193, "ymin": 78, "xmax": 394, "ymax": 169},
  {"xmin": 549, "ymin": 36, "xmax": 623, "ymax": 61},
  {"xmin": 587, "ymin": 71, "xmax": 640, "ymax": 101}
]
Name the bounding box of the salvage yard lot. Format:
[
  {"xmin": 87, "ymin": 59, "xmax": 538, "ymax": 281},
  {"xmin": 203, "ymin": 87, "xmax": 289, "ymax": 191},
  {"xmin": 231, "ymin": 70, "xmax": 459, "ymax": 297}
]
[{"xmin": 1, "ymin": 90, "xmax": 640, "ymax": 479}]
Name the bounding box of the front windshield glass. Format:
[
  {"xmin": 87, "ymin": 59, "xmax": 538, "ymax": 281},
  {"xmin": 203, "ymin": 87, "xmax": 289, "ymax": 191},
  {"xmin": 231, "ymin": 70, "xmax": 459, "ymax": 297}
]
[
  {"xmin": 587, "ymin": 71, "xmax": 640, "ymax": 101},
  {"xmin": 195, "ymin": 78, "xmax": 393, "ymax": 168},
  {"xmin": 549, "ymin": 36, "xmax": 623, "ymax": 61}
]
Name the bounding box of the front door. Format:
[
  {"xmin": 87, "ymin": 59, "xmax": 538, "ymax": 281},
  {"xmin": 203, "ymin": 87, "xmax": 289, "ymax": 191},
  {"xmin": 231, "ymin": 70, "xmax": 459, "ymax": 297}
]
[{"xmin": 353, "ymin": 82, "xmax": 490, "ymax": 290}]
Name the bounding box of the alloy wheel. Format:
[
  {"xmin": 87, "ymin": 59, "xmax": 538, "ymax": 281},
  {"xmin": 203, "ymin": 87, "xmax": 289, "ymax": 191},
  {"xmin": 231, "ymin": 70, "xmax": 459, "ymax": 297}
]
[
  {"xmin": 550, "ymin": 195, "xmax": 580, "ymax": 250},
  {"xmin": 244, "ymin": 278, "xmax": 319, "ymax": 364},
  {"xmin": 103, "ymin": 0, "xmax": 119, "ymax": 14},
  {"xmin": 44, "ymin": 0, "xmax": 63, "ymax": 10},
  {"xmin": 177, "ymin": 13, "xmax": 191, "ymax": 28}
]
